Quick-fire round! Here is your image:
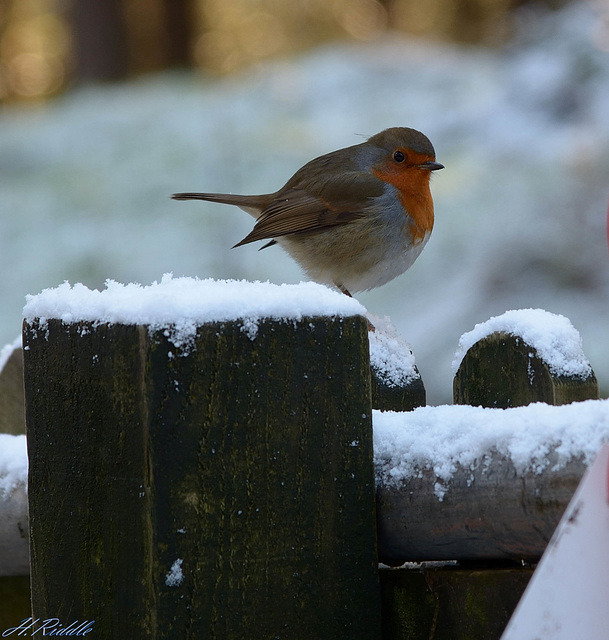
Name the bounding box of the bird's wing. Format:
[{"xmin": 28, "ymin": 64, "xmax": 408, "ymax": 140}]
[
  {"xmin": 233, "ymin": 174, "xmax": 384, "ymax": 247},
  {"xmin": 232, "ymin": 191, "xmax": 357, "ymax": 247}
]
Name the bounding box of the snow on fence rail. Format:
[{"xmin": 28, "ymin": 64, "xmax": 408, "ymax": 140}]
[{"xmin": 0, "ymin": 277, "xmax": 606, "ymax": 638}]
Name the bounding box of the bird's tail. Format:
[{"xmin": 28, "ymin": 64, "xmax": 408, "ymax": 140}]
[{"xmin": 171, "ymin": 192, "xmax": 271, "ymax": 217}]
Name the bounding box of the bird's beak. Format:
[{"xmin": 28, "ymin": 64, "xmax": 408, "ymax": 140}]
[{"xmin": 419, "ymin": 161, "xmax": 444, "ymax": 171}]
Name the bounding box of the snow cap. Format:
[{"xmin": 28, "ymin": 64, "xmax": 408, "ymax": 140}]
[{"xmin": 452, "ymin": 309, "xmax": 592, "ymax": 379}]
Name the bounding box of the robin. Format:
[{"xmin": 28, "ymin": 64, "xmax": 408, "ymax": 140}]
[{"xmin": 173, "ymin": 127, "xmax": 443, "ymax": 297}]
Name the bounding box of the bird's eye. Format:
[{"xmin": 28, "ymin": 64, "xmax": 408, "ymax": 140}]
[{"xmin": 393, "ymin": 150, "xmax": 405, "ymax": 163}]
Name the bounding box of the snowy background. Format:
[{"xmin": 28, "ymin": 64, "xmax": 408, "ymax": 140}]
[{"xmin": 1, "ymin": 3, "xmax": 608, "ymax": 404}]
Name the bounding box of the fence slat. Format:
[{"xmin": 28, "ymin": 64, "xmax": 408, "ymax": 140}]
[
  {"xmin": 23, "ymin": 316, "xmax": 381, "ymax": 639},
  {"xmin": 369, "ymin": 328, "xmax": 426, "ymax": 412},
  {"xmin": 0, "ymin": 345, "xmax": 25, "ymax": 435},
  {"xmin": 453, "ymin": 331, "xmax": 598, "ymax": 408},
  {"xmin": 370, "ymin": 366, "xmax": 425, "ymax": 412}
]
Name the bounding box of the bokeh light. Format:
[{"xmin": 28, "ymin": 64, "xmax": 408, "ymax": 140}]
[
  {"xmin": 0, "ymin": 1, "xmax": 70, "ymax": 100},
  {"xmin": 0, "ymin": 0, "xmax": 570, "ymax": 102}
]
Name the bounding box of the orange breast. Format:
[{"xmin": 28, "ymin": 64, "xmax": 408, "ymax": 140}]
[{"xmin": 373, "ymin": 160, "xmax": 435, "ymax": 244}]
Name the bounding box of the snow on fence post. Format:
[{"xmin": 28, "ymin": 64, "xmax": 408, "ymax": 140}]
[
  {"xmin": 369, "ymin": 323, "xmax": 426, "ymax": 412},
  {"xmin": 453, "ymin": 310, "xmax": 599, "ymax": 408},
  {"xmin": 22, "ymin": 279, "xmax": 382, "ymax": 640}
]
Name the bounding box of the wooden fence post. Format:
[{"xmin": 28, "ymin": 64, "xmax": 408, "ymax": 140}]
[
  {"xmin": 369, "ymin": 328, "xmax": 425, "ymax": 412},
  {"xmin": 370, "ymin": 364, "xmax": 425, "ymax": 412},
  {"xmin": 0, "ymin": 343, "xmax": 25, "ymax": 435},
  {"xmin": 23, "ymin": 315, "xmax": 381, "ymax": 639},
  {"xmin": 454, "ymin": 331, "xmax": 598, "ymax": 408}
]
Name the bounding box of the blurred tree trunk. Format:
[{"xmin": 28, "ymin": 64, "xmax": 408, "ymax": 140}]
[
  {"xmin": 162, "ymin": 0, "xmax": 193, "ymax": 68},
  {"xmin": 70, "ymin": 0, "xmax": 129, "ymax": 81},
  {"xmin": 377, "ymin": 0, "xmax": 398, "ymax": 28}
]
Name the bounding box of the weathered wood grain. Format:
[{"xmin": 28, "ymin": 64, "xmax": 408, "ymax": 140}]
[
  {"xmin": 377, "ymin": 451, "xmax": 586, "ymax": 564},
  {"xmin": 380, "ymin": 564, "xmax": 533, "ymax": 639},
  {"xmin": 23, "ymin": 316, "xmax": 381, "ymax": 639}
]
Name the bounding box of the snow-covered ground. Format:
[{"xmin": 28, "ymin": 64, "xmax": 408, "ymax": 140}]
[{"xmin": 1, "ymin": 3, "xmax": 608, "ymax": 403}]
